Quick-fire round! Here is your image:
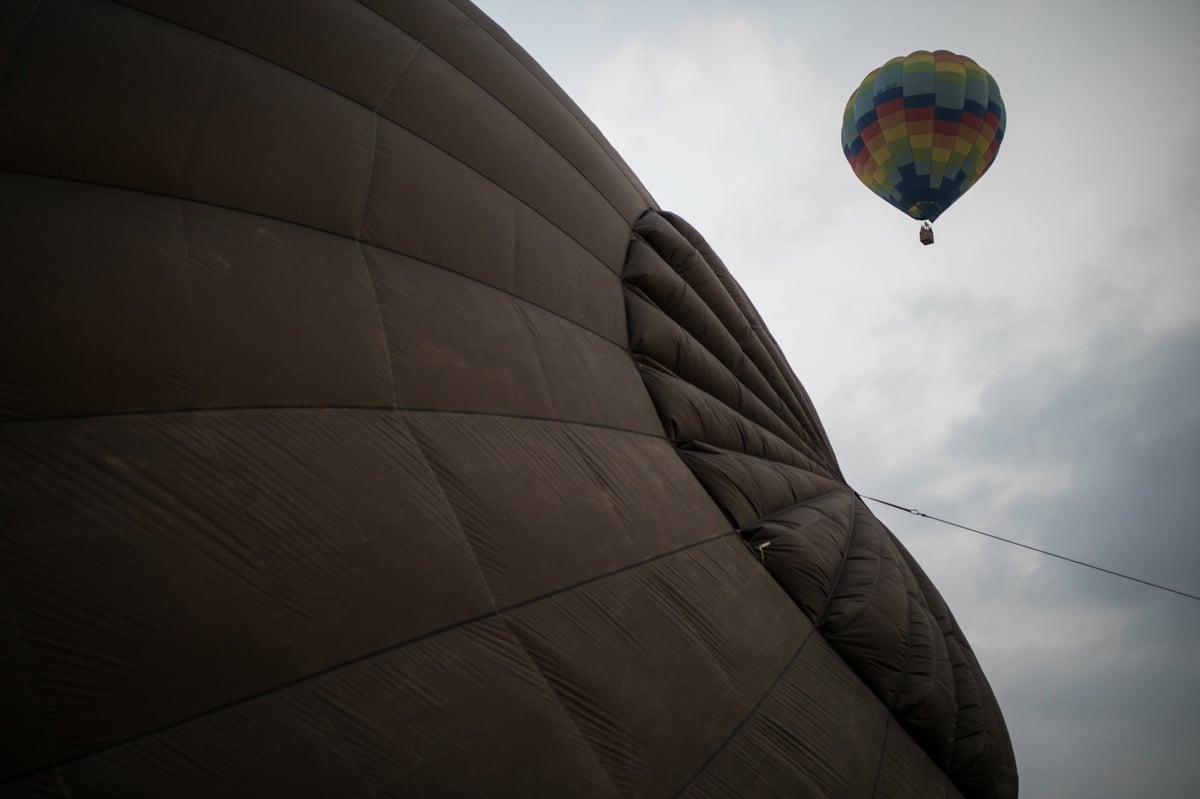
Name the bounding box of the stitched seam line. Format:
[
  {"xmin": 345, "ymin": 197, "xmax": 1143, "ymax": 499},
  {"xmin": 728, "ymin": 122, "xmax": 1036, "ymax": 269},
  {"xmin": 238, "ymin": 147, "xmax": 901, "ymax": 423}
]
[{"xmin": 0, "ymin": 530, "xmax": 737, "ymax": 787}]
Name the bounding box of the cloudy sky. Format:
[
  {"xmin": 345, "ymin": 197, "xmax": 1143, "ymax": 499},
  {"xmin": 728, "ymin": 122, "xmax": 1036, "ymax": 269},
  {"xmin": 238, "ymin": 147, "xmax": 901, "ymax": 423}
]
[{"xmin": 481, "ymin": 1, "xmax": 1200, "ymax": 796}]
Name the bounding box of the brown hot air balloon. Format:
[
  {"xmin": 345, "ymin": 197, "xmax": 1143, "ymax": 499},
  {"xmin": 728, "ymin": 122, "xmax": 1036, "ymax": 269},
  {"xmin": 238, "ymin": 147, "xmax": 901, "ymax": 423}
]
[{"xmin": 0, "ymin": 2, "xmax": 1015, "ymax": 797}]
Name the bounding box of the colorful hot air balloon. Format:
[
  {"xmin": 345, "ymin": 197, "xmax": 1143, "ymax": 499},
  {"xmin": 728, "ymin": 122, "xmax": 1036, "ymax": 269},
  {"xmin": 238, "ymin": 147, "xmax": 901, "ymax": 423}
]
[{"xmin": 841, "ymin": 50, "xmax": 1006, "ymax": 244}]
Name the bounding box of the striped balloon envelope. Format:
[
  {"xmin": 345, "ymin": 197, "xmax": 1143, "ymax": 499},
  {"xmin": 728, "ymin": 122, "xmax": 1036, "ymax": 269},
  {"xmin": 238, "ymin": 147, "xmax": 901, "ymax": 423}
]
[{"xmin": 841, "ymin": 50, "xmax": 1006, "ymax": 225}]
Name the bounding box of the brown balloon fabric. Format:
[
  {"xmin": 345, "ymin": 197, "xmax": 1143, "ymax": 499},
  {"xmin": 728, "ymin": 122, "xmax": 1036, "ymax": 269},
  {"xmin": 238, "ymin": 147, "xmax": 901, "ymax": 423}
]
[
  {"xmin": 0, "ymin": 1, "xmax": 1015, "ymax": 797},
  {"xmin": 625, "ymin": 210, "xmax": 1017, "ymax": 798}
]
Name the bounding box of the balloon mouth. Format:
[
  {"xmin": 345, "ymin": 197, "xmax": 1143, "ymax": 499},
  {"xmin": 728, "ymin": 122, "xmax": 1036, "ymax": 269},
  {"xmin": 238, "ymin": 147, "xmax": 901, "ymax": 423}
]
[{"xmin": 907, "ymin": 200, "xmax": 944, "ymax": 221}]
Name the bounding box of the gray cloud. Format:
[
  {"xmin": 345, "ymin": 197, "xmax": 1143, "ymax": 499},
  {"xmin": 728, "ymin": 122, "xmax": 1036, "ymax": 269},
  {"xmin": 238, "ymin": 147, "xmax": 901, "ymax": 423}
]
[
  {"xmin": 943, "ymin": 323, "xmax": 1200, "ymax": 600},
  {"xmin": 886, "ymin": 322, "xmax": 1200, "ymax": 798}
]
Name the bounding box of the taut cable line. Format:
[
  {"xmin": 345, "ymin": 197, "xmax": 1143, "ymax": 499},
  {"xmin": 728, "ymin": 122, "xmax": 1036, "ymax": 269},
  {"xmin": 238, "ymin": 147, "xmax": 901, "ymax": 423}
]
[{"xmin": 859, "ymin": 494, "xmax": 1200, "ymax": 602}]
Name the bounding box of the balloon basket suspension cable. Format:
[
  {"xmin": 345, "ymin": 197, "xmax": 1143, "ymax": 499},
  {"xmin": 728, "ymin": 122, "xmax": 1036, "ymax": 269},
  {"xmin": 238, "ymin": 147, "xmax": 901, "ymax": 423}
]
[{"xmin": 919, "ymin": 221, "xmax": 934, "ymax": 246}]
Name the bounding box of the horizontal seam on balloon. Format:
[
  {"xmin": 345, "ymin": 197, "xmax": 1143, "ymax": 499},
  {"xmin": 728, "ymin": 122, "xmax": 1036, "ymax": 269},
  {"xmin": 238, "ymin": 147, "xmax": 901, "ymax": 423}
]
[
  {"xmin": 0, "ymin": 405, "xmax": 671, "ymax": 445},
  {"xmin": 103, "ymin": 0, "xmax": 639, "ymax": 248},
  {"xmin": 624, "ymin": 218, "xmax": 840, "ymax": 535},
  {"xmin": 0, "ymin": 530, "xmax": 737, "ymax": 787},
  {"xmin": 627, "ymin": 224, "xmax": 827, "ymax": 459},
  {"xmin": 360, "ymin": 2, "xmax": 651, "ymax": 223},
  {"xmin": 638, "ymin": 366, "xmax": 835, "ymax": 480},
  {"xmin": 347, "ymin": 13, "xmax": 468, "ymax": 242},
  {"xmin": 0, "ymin": 169, "xmax": 629, "ymax": 353},
  {"xmin": 9, "ymin": 64, "xmax": 623, "ymax": 281},
  {"xmin": 500, "ymin": 531, "xmax": 740, "ymax": 616},
  {"xmin": 372, "ymin": 111, "xmax": 628, "ymax": 281},
  {"xmin": 654, "ymin": 215, "xmax": 814, "ymax": 424},
  {"xmin": 633, "ymin": 356, "xmax": 836, "ymax": 479},
  {"xmin": 663, "ymin": 413, "xmax": 844, "ymax": 489},
  {"xmin": 9, "ymin": 7, "xmax": 624, "ymax": 288},
  {"xmin": 626, "ymin": 264, "xmax": 817, "ymax": 460},
  {"xmin": 739, "ymin": 311, "xmax": 843, "ymax": 478},
  {"xmin": 751, "ymin": 487, "xmax": 857, "ymax": 525}
]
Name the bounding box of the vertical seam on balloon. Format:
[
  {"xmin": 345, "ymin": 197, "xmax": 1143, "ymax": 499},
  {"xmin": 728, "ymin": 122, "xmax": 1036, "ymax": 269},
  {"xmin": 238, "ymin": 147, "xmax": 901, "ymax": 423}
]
[
  {"xmin": 510, "ymin": 133, "xmax": 544, "ymax": 287},
  {"xmin": 403, "ymin": 417, "xmax": 501, "ymax": 618},
  {"xmin": 179, "ymin": 42, "xmax": 225, "ymax": 194},
  {"xmin": 356, "ymin": 243, "xmax": 398, "ymax": 411},
  {"xmin": 626, "ymin": 209, "xmax": 862, "ymax": 790},
  {"xmin": 457, "ymin": 10, "xmax": 658, "ymax": 212},
  {"xmin": 870, "ymin": 585, "xmax": 918, "ymax": 799},
  {"xmin": 396, "ymin": 20, "xmax": 638, "ymax": 263},
  {"xmin": 945, "ymin": 63, "xmax": 989, "ymax": 194},
  {"xmin": 0, "ymin": 545, "xmax": 72, "ymax": 794},
  {"xmin": 971, "ymin": 644, "xmax": 1000, "ymax": 796},
  {"xmin": 175, "ymin": 199, "xmax": 201, "ymax": 410},
  {"xmin": 351, "ymin": 16, "xmax": 473, "ymax": 242},
  {"xmin": 165, "ymin": 201, "xmax": 243, "ymax": 604},
  {"xmin": 421, "ymin": 4, "xmax": 657, "ymax": 215},
  {"xmin": 172, "ymin": 196, "xmax": 239, "ymax": 579},
  {"xmin": 813, "ymin": 490, "xmax": 860, "ymax": 627},
  {"xmin": 354, "ymin": 111, "xmax": 379, "ymax": 243},
  {"xmin": 102, "ymin": 0, "xmax": 629, "ymax": 275},
  {"xmin": 0, "ymin": 170, "xmax": 628, "ymax": 363},
  {"xmin": 497, "ymin": 615, "xmax": 624, "ymax": 797},
  {"xmin": 352, "ymin": 49, "xmax": 398, "ymax": 410},
  {"xmin": 817, "ymin": 505, "xmax": 890, "ymax": 635},
  {"xmin": 359, "ymin": 8, "xmax": 642, "ymax": 238},
  {"xmin": 0, "ymin": 0, "xmax": 41, "ymax": 95},
  {"xmin": 620, "ymin": 220, "xmax": 692, "ymax": 468},
  {"xmin": 513, "ymin": 300, "xmax": 560, "ymax": 418},
  {"xmin": 511, "ymin": 194, "xmax": 521, "ymax": 307},
  {"xmin": 870, "ymin": 712, "xmax": 895, "ymax": 798},
  {"xmin": 668, "ymin": 615, "xmax": 823, "ymax": 798}
]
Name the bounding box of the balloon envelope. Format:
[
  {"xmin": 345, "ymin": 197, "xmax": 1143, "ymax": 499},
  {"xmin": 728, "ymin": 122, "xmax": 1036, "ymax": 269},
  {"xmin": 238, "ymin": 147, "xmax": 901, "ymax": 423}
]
[
  {"xmin": 841, "ymin": 50, "xmax": 1006, "ymax": 222},
  {"xmin": 0, "ymin": 6, "xmax": 1015, "ymax": 798}
]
